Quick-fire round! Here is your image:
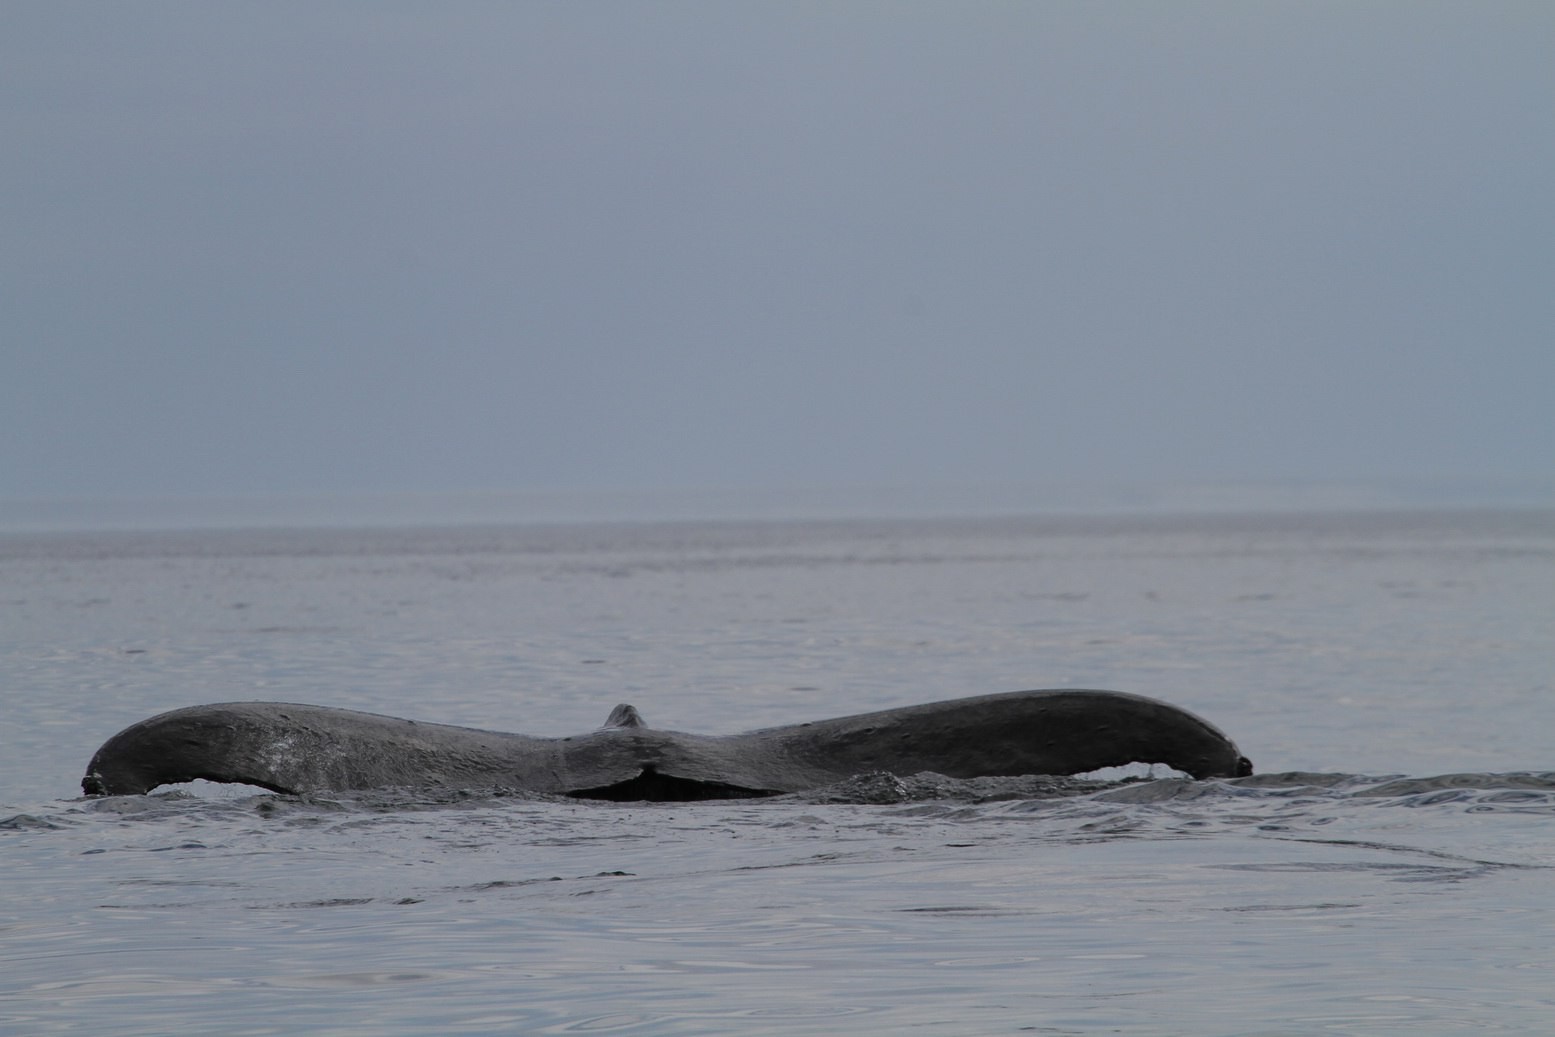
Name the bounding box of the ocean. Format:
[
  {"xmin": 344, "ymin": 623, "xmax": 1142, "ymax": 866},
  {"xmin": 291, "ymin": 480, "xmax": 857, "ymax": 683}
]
[{"xmin": 2, "ymin": 509, "xmax": 1552, "ymax": 1035}]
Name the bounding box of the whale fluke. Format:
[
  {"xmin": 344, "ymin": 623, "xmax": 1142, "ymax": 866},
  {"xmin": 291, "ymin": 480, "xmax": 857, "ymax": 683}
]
[{"xmin": 82, "ymin": 689, "xmax": 1253, "ymax": 801}]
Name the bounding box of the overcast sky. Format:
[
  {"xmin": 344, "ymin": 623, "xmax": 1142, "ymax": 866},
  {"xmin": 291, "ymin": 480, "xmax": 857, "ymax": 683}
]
[{"xmin": 4, "ymin": 2, "xmax": 1552, "ymax": 517}]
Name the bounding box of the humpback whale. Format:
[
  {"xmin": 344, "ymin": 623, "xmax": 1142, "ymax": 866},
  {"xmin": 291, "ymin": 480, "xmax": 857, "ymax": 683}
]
[{"xmin": 81, "ymin": 689, "xmax": 1253, "ymax": 800}]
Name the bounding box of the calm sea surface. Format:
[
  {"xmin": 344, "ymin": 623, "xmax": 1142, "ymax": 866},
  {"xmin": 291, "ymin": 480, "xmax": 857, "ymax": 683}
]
[{"xmin": 3, "ymin": 510, "xmax": 1553, "ymax": 1035}]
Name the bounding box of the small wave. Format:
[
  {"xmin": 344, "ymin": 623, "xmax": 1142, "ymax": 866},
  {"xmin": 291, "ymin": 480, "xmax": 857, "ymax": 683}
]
[
  {"xmin": 0, "ymin": 812, "xmax": 68, "ymax": 831},
  {"xmin": 792, "ymin": 768, "xmax": 1555, "ymax": 812},
  {"xmin": 45, "ymin": 770, "xmax": 1555, "ymax": 835}
]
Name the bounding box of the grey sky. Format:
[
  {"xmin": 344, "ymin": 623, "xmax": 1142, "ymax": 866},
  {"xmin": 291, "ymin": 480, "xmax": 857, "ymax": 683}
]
[{"xmin": 4, "ymin": 2, "xmax": 1552, "ymax": 512}]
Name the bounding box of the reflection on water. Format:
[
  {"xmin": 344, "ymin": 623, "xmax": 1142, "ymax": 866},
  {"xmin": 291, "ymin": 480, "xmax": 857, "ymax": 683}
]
[{"xmin": 6, "ymin": 773, "xmax": 1555, "ymax": 1034}]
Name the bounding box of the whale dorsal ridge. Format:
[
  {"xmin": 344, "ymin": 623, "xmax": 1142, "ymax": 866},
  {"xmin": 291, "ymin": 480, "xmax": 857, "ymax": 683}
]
[{"xmin": 603, "ymin": 703, "xmax": 647, "ymax": 729}]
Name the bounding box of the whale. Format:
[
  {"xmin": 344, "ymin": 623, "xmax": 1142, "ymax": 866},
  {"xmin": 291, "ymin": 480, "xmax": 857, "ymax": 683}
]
[{"xmin": 81, "ymin": 689, "xmax": 1254, "ymax": 800}]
